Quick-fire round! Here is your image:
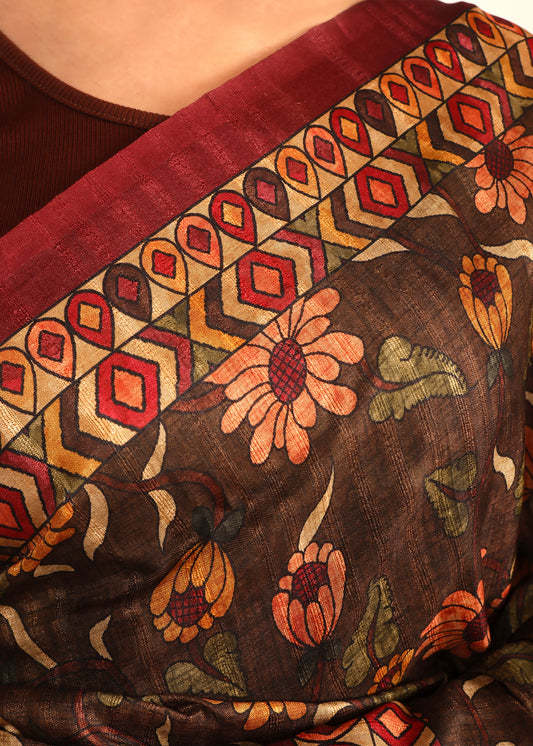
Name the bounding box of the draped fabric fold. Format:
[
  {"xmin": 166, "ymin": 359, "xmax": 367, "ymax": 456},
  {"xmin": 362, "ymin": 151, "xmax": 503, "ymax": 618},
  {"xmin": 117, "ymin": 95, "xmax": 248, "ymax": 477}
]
[{"xmin": 0, "ymin": 1, "xmax": 532, "ymax": 743}]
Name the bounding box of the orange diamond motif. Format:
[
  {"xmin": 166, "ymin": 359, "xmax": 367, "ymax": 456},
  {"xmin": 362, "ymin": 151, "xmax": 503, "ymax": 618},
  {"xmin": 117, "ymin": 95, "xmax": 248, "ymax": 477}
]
[
  {"xmin": 222, "ymin": 202, "xmax": 244, "ymax": 228},
  {"xmin": 434, "ymin": 47, "xmax": 453, "ymax": 68},
  {"xmin": 112, "ymin": 368, "xmax": 145, "ymax": 411},
  {"xmin": 78, "ymin": 302, "xmax": 103, "ymax": 331},
  {"xmin": 252, "ymin": 263, "xmax": 283, "ymax": 297},
  {"xmin": 339, "ymin": 117, "xmax": 360, "ymax": 141},
  {"xmin": 458, "ymin": 102, "xmax": 485, "ymax": 131},
  {"xmin": 368, "ymin": 178, "xmax": 396, "ymax": 206},
  {"xmin": 376, "ymin": 708, "xmax": 410, "ymax": 738}
]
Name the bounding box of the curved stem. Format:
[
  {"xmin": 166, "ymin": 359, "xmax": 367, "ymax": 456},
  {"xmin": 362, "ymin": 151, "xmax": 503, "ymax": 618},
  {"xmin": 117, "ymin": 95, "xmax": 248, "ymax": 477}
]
[
  {"xmin": 311, "ymin": 656, "xmax": 325, "ymax": 701},
  {"xmin": 171, "ymin": 386, "xmax": 225, "ymax": 413},
  {"xmin": 359, "ymin": 356, "xmax": 403, "ymax": 391},
  {"xmin": 93, "ymin": 469, "xmax": 226, "ymax": 528},
  {"xmin": 188, "ymin": 636, "xmax": 233, "ymax": 685}
]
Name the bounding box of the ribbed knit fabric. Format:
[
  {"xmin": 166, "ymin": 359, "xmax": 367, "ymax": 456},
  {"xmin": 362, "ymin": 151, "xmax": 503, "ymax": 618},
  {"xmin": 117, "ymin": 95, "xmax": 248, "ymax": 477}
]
[{"xmin": 0, "ymin": 30, "xmax": 166, "ymax": 237}]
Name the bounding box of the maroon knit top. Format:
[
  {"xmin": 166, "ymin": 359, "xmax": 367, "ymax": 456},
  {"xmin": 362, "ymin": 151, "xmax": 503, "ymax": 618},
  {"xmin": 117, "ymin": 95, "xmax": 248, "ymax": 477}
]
[{"xmin": 0, "ymin": 29, "xmax": 167, "ymax": 237}]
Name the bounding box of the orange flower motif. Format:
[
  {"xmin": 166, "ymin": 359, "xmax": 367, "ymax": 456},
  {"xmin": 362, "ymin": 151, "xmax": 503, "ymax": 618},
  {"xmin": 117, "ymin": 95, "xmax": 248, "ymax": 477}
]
[
  {"xmin": 150, "ymin": 540, "xmax": 234, "ymax": 643},
  {"xmin": 8, "ymin": 502, "xmax": 75, "ymax": 577},
  {"xmin": 233, "ymin": 700, "xmax": 307, "ymax": 731},
  {"xmin": 272, "ymin": 542, "xmax": 345, "ymax": 648},
  {"xmin": 467, "ymin": 125, "xmax": 533, "ymax": 224},
  {"xmin": 207, "ymin": 287, "xmax": 364, "ymax": 465},
  {"xmin": 366, "ymin": 649, "xmax": 414, "ymax": 695},
  {"xmin": 416, "ymin": 580, "xmax": 490, "ymax": 660},
  {"xmin": 458, "ymin": 254, "xmax": 512, "ymax": 350}
]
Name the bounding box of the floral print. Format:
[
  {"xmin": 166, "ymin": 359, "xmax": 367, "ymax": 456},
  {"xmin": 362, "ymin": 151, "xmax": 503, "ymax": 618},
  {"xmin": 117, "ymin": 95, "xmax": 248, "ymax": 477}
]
[
  {"xmin": 150, "ymin": 540, "xmax": 234, "ymax": 643},
  {"xmin": 7, "ymin": 502, "xmax": 75, "ymax": 577},
  {"xmin": 233, "ymin": 700, "xmax": 307, "ymax": 730},
  {"xmin": 458, "ymin": 254, "xmax": 512, "ymax": 350},
  {"xmin": 272, "ymin": 541, "xmax": 345, "ymax": 648},
  {"xmin": 366, "ymin": 648, "xmax": 414, "ymax": 694},
  {"xmin": 416, "ymin": 580, "xmax": 490, "ymax": 660},
  {"xmin": 467, "ymin": 125, "xmax": 533, "ymax": 224},
  {"xmin": 207, "ymin": 287, "xmax": 363, "ymax": 464}
]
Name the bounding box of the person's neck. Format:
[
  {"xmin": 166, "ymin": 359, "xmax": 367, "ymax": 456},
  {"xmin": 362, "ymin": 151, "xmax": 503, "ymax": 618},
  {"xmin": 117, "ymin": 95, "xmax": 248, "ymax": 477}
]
[{"xmin": 0, "ymin": 0, "xmax": 364, "ymax": 115}]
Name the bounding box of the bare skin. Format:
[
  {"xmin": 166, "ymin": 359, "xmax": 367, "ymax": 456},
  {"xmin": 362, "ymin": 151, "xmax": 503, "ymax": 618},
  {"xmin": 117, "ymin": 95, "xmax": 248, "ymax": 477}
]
[{"xmin": 0, "ymin": 0, "xmax": 363, "ymax": 115}]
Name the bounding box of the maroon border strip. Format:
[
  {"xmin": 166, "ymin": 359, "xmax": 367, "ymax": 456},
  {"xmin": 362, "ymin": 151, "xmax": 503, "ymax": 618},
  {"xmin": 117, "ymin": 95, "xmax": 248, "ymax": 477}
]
[{"xmin": 0, "ymin": 0, "xmax": 471, "ymax": 344}]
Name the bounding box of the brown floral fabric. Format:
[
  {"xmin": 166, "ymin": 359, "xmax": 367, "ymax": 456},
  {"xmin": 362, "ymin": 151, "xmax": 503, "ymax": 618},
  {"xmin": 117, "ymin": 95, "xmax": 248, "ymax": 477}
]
[{"xmin": 0, "ymin": 2, "xmax": 532, "ymax": 744}]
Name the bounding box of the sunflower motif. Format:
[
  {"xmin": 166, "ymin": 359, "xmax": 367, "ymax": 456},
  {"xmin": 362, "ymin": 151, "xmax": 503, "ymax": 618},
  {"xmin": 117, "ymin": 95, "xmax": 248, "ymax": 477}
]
[
  {"xmin": 416, "ymin": 580, "xmax": 490, "ymax": 660},
  {"xmin": 207, "ymin": 287, "xmax": 364, "ymax": 465},
  {"xmin": 466, "ymin": 125, "xmax": 533, "ymax": 224},
  {"xmin": 367, "ymin": 649, "xmax": 414, "ymax": 695},
  {"xmin": 458, "ymin": 254, "xmax": 512, "ymax": 350},
  {"xmin": 8, "ymin": 502, "xmax": 75, "ymax": 577},
  {"xmin": 232, "ymin": 700, "xmax": 307, "ymax": 731},
  {"xmin": 150, "ymin": 540, "xmax": 234, "ymax": 643}
]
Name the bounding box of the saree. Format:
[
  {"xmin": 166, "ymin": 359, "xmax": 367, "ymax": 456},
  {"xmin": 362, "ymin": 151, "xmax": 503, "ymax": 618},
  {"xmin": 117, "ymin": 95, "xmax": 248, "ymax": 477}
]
[{"xmin": 0, "ymin": 0, "xmax": 532, "ymax": 742}]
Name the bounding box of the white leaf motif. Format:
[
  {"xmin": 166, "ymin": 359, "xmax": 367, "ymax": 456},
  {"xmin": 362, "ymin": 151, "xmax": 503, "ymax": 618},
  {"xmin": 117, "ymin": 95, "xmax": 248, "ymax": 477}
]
[
  {"xmin": 143, "ymin": 423, "xmax": 167, "ymax": 480},
  {"xmin": 493, "ymin": 447, "xmax": 516, "ymax": 490},
  {"xmin": 156, "ymin": 715, "xmax": 171, "ymax": 746},
  {"xmin": 89, "ymin": 615, "xmax": 112, "ymax": 660},
  {"xmin": 149, "ymin": 490, "xmax": 177, "ymax": 550},
  {"xmin": 298, "ymin": 467, "xmax": 334, "ymax": 551},
  {"xmin": 0, "ymin": 605, "xmax": 56, "ymax": 668},
  {"xmin": 34, "ymin": 564, "xmax": 74, "ymax": 577},
  {"xmin": 83, "ymin": 484, "xmax": 109, "ymax": 560}
]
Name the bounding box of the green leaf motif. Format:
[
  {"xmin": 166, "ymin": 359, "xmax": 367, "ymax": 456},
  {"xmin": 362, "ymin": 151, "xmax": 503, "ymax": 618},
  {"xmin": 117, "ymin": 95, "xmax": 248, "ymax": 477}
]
[
  {"xmin": 342, "ymin": 576, "xmax": 399, "ymax": 688},
  {"xmin": 369, "ymin": 336, "xmax": 467, "ymax": 423},
  {"xmin": 297, "ymin": 647, "xmax": 320, "ymax": 687},
  {"xmin": 212, "ymin": 507, "xmax": 245, "ymax": 544},
  {"xmin": 203, "ymin": 632, "xmax": 247, "ymax": 693},
  {"xmin": 166, "ymin": 632, "xmax": 247, "ymax": 697},
  {"xmin": 165, "ymin": 661, "xmax": 243, "ymax": 697},
  {"xmin": 424, "ymin": 454, "xmax": 477, "ymax": 537},
  {"xmin": 486, "ymin": 642, "xmax": 533, "ymax": 685}
]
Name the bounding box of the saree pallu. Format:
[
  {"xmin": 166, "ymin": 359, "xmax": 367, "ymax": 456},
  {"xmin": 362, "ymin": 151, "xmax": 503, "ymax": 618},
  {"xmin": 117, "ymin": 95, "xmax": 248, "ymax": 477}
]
[{"xmin": 0, "ymin": 0, "xmax": 532, "ymax": 743}]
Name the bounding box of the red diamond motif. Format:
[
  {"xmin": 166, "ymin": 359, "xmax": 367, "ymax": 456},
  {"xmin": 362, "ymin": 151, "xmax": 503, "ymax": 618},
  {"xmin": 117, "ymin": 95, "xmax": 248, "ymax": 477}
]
[
  {"xmin": 152, "ymin": 250, "xmax": 176, "ymax": 278},
  {"xmin": 457, "ymin": 31, "xmax": 474, "ymax": 51},
  {"xmin": 356, "ymin": 165, "xmax": 410, "ymax": 218},
  {"xmin": 187, "ymin": 225, "xmax": 211, "ymax": 253},
  {"xmin": 286, "ymin": 157, "xmax": 308, "ymax": 184},
  {"xmin": 411, "ymin": 64, "xmax": 431, "ymax": 87},
  {"xmin": 38, "ymin": 330, "xmax": 64, "ymax": 362},
  {"xmin": 0, "ymin": 499, "xmax": 20, "ymax": 530},
  {"xmin": 117, "ymin": 276, "xmax": 140, "ymax": 302},
  {"xmin": 97, "ymin": 352, "xmax": 159, "ymax": 429},
  {"xmin": 448, "ymin": 93, "xmax": 494, "ymax": 144},
  {"xmin": 475, "ymin": 18, "xmax": 494, "ymax": 38},
  {"xmin": 313, "ymin": 136, "xmax": 335, "ymax": 163},
  {"xmin": 365, "ymin": 98, "xmax": 384, "ymax": 121},
  {"xmin": 389, "ymin": 81, "xmax": 409, "ymax": 105},
  {"xmin": 255, "ymin": 179, "xmax": 277, "ymax": 205},
  {"xmin": 0, "ymin": 362, "xmax": 24, "ymax": 394},
  {"xmin": 238, "ymin": 250, "xmax": 297, "ymax": 312}
]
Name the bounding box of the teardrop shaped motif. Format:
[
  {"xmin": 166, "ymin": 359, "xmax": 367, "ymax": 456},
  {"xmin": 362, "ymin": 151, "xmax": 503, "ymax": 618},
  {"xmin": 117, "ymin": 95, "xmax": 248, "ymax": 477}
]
[
  {"xmin": 243, "ymin": 167, "xmax": 291, "ymax": 222},
  {"xmin": 209, "ymin": 191, "xmax": 256, "ymax": 244},
  {"xmin": 485, "ymin": 12, "xmax": 524, "ymax": 36},
  {"xmin": 446, "ymin": 23, "xmax": 487, "ymax": 66},
  {"xmin": 466, "ymin": 11, "xmax": 505, "ymax": 48},
  {"xmin": 379, "ymin": 73, "xmax": 421, "ymax": 118},
  {"xmin": 142, "ymin": 237, "xmax": 188, "ymax": 291},
  {"xmin": 275, "ymin": 146, "xmax": 320, "ymax": 198},
  {"xmin": 66, "ymin": 290, "xmax": 114, "ymax": 349},
  {"xmin": 402, "ymin": 57, "xmax": 443, "ymax": 100},
  {"xmin": 354, "ymin": 89, "xmax": 398, "ymax": 138},
  {"xmin": 304, "ymin": 126, "xmax": 347, "ymax": 177},
  {"xmin": 26, "ymin": 318, "xmax": 75, "ymax": 380},
  {"xmin": 0, "ymin": 348, "xmax": 36, "ymax": 413},
  {"xmin": 103, "ymin": 263, "xmax": 152, "ymax": 322},
  {"xmin": 425, "ymin": 40, "xmax": 465, "ymax": 82},
  {"xmin": 330, "ymin": 107, "xmax": 373, "ymax": 157},
  {"xmin": 175, "ymin": 215, "xmax": 222, "ymax": 269}
]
